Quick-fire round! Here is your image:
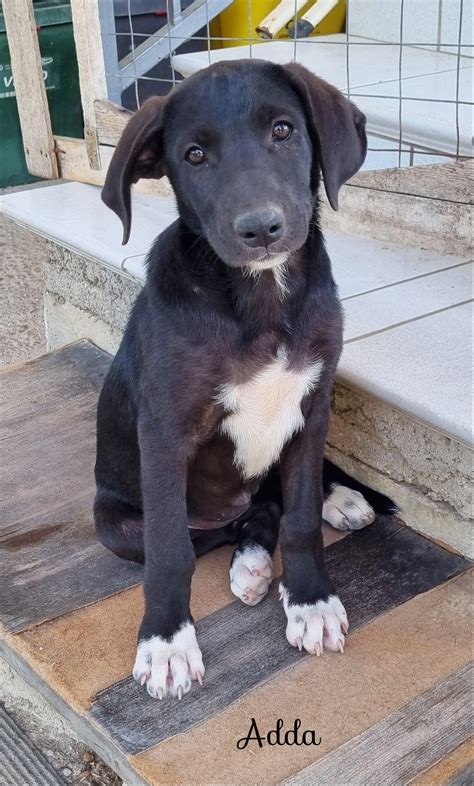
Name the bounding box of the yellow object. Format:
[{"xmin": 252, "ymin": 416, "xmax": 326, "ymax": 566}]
[{"xmin": 211, "ymin": 0, "xmax": 346, "ymax": 48}]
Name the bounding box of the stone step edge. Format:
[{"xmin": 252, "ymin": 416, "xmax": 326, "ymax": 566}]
[
  {"xmin": 40, "ymin": 240, "xmax": 473, "ymax": 558},
  {"xmin": 320, "ymin": 185, "xmax": 471, "ymax": 257},
  {"xmin": 0, "ymin": 645, "xmax": 146, "ymax": 786}
]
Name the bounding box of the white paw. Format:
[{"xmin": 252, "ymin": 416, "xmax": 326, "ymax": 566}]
[
  {"xmin": 323, "ymin": 485, "xmax": 375, "ymax": 531},
  {"xmin": 230, "ymin": 545, "xmax": 273, "ymax": 606},
  {"xmin": 279, "ymin": 584, "xmax": 348, "ymax": 655},
  {"xmin": 133, "ymin": 622, "xmax": 204, "ymax": 700}
]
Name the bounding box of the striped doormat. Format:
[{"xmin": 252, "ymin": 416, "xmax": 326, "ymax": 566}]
[
  {"xmin": 1, "ymin": 342, "xmax": 472, "ymax": 785},
  {"xmin": 0, "ymin": 706, "xmax": 66, "ymax": 786}
]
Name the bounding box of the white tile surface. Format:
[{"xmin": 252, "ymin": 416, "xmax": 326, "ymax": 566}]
[
  {"xmin": 342, "ymin": 263, "xmax": 473, "ymax": 341},
  {"xmin": 363, "ymin": 134, "xmax": 449, "ymax": 170},
  {"xmin": 326, "ymin": 231, "xmax": 468, "ymax": 299},
  {"xmin": 353, "ymin": 67, "xmax": 472, "ymax": 155},
  {"xmin": 1, "ymin": 181, "xmax": 471, "ymax": 442},
  {"xmin": 440, "ymin": 0, "xmax": 473, "ymax": 57},
  {"xmin": 348, "ymin": 0, "xmax": 473, "ymax": 58},
  {"xmin": 0, "ymin": 182, "xmax": 178, "ymax": 272},
  {"xmin": 122, "ymin": 255, "xmax": 148, "ymax": 281},
  {"xmin": 172, "ymin": 36, "xmax": 473, "ymax": 156},
  {"xmin": 172, "ymin": 35, "xmax": 471, "ymax": 88},
  {"xmin": 338, "ymin": 302, "xmax": 473, "ymax": 443},
  {"xmin": 347, "ymin": 0, "xmax": 440, "ymax": 47},
  {"xmin": 0, "ymin": 182, "xmax": 467, "ymax": 292}
]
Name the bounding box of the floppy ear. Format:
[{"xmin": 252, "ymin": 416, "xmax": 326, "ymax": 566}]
[
  {"xmin": 102, "ymin": 96, "xmax": 167, "ymax": 244},
  {"xmin": 283, "ymin": 63, "xmax": 367, "ymax": 210}
]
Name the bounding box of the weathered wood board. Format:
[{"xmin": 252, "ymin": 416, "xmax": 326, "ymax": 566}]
[
  {"xmin": 70, "ymin": 0, "xmax": 108, "ymax": 168},
  {"xmin": 1, "ymin": 342, "xmax": 142, "ymax": 632},
  {"xmin": 54, "ymin": 136, "xmax": 173, "ymax": 197},
  {"xmin": 285, "ymin": 663, "xmax": 474, "ymax": 785}
]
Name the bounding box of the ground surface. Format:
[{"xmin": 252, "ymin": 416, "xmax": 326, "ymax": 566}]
[
  {"xmin": 1, "ymin": 341, "xmax": 471, "ymax": 786},
  {"xmin": 1, "ymin": 657, "xmax": 122, "ymax": 786},
  {"xmin": 0, "ymin": 189, "xmax": 121, "ymax": 786}
]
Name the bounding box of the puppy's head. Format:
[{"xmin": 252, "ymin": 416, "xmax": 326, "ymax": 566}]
[{"xmin": 103, "ymin": 60, "xmax": 366, "ymax": 268}]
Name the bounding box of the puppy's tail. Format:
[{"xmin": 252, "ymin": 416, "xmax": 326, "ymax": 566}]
[
  {"xmin": 94, "ymin": 489, "xmax": 145, "ymax": 564},
  {"xmin": 323, "ymin": 458, "xmax": 399, "ymax": 516}
]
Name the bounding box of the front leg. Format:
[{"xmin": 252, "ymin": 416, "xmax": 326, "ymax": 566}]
[
  {"xmin": 279, "ymin": 395, "xmax": 348, "ymax": 656},
  {"xmin": 133, "ymin": 416, "xmax": 204, "ymax": 700}
]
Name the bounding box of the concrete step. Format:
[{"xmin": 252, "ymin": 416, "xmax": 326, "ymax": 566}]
[
  {"xmin": 321, "ymin": 160, "xmax": 473, "ymax": 258},
  {"xmin": 0, "ymin": 180, "xmax": 472, "ymax": 557}
]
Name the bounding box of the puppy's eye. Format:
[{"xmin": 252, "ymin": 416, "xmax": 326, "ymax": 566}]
[
  {"xmin": 272, "ymin": 121, "xmax": 293, "ymax": 141},
  {"xmin": 185, "ymin": 146, "xmax": 206, "ymax": 165}
]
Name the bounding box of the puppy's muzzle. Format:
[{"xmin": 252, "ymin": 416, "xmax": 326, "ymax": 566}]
[{"xmin": 233, "ymin": 208, "xmax": 286, "ymax": 250}]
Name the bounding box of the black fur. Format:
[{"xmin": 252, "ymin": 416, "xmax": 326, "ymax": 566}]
[{"xmin": 94, "ymin": 60, "xmax": 396, "ymax": 683}]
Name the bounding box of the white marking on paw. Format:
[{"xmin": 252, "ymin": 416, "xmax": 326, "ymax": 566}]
[
  {"xmin": 217, "ymin": 348, "xmax": 323, "ymax": 479},
  {"xmin": 133, "ymin": 622, "xmax": 204, "ymax": 700},
  {"xmin": 279, "ymin": 584, "xmax": 348, "ymax": 655},
  {"xmin": 230, "ymin": 545, "xmax": 273, "ymax": 606},
  {"xmin": 323, "ymin": 485, "xmax": 375, "ymax": 531}
]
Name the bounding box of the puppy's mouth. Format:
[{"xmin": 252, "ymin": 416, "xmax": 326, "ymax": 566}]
[{"xmin": 246, "ymin": 251, "xmax": 290, "ymax": 271}]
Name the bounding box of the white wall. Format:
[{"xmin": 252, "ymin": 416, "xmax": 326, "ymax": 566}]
[{"xmin": 347, "ymin": 0, "xmax": 473, "ymax": 58}]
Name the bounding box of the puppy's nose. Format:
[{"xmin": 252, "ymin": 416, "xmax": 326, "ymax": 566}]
[{"xmin": 234, "ymin": 209, "xmax": 285, "ymax": 249}]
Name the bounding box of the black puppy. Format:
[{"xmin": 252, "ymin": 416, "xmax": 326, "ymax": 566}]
[{"xmin": 95, "ymin": 60, "xmax": 395, "ymax": 700}]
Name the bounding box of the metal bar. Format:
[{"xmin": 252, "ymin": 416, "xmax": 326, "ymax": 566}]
[
  {"xmin": 346, "ymin": 0, "xmax": 351, "ymax": 100},
  {"xmin": 455, "ymin": 0, "xmax": 464, "ymax": 158},
  {"xmin": 168, "ymin": 0, "xmax": 183, "ymax": 27},
  {"xmin": 127, "ymin": 0, "xmax": 141, "ymax": 108},
  {"xmin": 97, "ymin": 0, "xmax": 122, "ymax": 103},
  {"xmin": 398, "ymin": 0, "xmax": 405, "ymax": 168},
  {"xmin": 117, "ymin": 0, "xmax": 233, "ymax": 89},
  {"xmin": 100, "ymin": 33, "xmax": 474, "ymax": 47}
]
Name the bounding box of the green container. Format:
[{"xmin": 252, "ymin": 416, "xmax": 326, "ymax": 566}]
[{"xmin": 0, "ymin": 0, "xmax": 84, "ymax": 187}]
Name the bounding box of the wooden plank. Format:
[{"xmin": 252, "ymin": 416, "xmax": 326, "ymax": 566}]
[
  {"xmin": 55, "ymin": 136, "xmax": 113, "ymax": 187},
  {"xmin": 95, "ymin": 99, "xmax": 132, "ymax": 147},
  {"xmin": 285, "ymin": 663, "xmax": 474, "ymax": 785},
  {"xmin": 70, "ymin": 0, "xmax": 108, "ymax": 169},
  {"xmin": 0, "ymin": 342, "xmax": 143, "ymax": 632},
  {"xmin": 90, "ymin": 519, "xmax": 469, "ymax": 754},
  {"xmin": 2, "ymin": 0, "xmax": 58, "ymax": 179},
  {"xmin": 55, "ymin": 136, "xmax": 173, "ymax": 198}
]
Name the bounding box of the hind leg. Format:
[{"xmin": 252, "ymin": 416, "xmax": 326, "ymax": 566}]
[
  {"xmin": 322, "ymin": 459, "xmax": 397, "ymax": 531},
  {"xmin": 93, "ymin": 488, "xmax": 145, "ymax": 564},
  {"xmin": 322, "ymin": 485, "xmax": 375, "ymax": 531},
  {"xmin": 229, "ymin": 501, "xmax": 280, "ymax": 606}
]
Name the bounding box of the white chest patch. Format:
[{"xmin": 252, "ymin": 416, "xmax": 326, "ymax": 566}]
[{"xmin": 217, "ymin": 349, "xmax": 323, "ymax": 479}]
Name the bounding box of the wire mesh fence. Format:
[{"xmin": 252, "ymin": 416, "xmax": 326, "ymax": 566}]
[{"xmin": 99, "ymin": 0, "xmax": 472, "ymax": 171}]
